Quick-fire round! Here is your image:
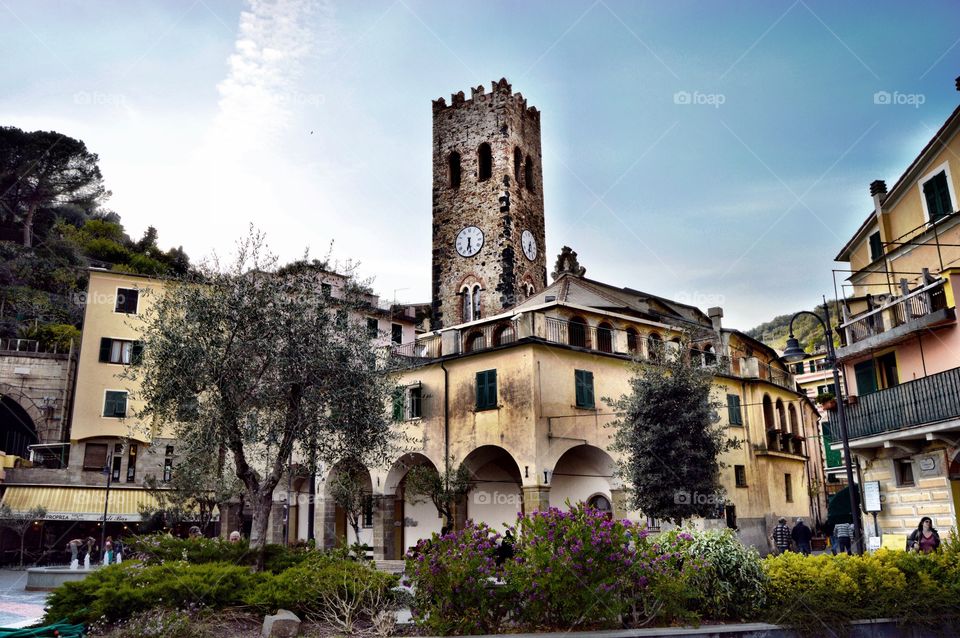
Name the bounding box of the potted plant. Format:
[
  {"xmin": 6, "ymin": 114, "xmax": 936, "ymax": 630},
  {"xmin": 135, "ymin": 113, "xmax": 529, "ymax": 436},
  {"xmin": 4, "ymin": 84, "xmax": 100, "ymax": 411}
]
[{"xmin": 816, "ymin": 392, "xmax": 837, "ymax": 410}]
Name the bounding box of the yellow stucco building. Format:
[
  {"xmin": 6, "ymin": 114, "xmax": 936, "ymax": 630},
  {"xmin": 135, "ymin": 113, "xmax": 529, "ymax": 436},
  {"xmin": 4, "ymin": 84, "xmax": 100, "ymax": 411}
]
[
  {"xmin": 830, "ymin": 77, "xmax": 960, "ymax": 542},
  {"xmin": 323, "ymin": 252, "xmax": 820, "ymax": 558}
]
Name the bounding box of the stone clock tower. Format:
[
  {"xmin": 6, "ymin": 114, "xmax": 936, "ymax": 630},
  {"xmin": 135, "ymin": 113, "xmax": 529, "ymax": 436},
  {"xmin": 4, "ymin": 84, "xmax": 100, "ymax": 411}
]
[{"xmin": 431, "ymin": 78, "xmax": 547, "ymax": 330}]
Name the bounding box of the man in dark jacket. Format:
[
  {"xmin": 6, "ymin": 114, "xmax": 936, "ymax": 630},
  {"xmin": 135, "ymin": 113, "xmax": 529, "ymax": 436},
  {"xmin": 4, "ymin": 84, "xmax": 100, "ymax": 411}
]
[{"xmin": 791, "ymin": 518, "xmax": 812, "ymax": 555}]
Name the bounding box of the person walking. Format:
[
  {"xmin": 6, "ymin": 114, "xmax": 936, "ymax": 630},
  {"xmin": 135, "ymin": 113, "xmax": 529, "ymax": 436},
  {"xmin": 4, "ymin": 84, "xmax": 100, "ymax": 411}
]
[
  {"xmin": 791, "ymin": 518, "xmax": 812, "ymax": 555},
  {"xmin": 834, "ymin": 521, "xmax": 853, "ymax": 555},
  {"xmin": 907, "ymin": 516, "xmax": 941, "ymax": 553},
  {"xmin": 772, "ymin": 517, "xmax": 792, "ymax": 554}
]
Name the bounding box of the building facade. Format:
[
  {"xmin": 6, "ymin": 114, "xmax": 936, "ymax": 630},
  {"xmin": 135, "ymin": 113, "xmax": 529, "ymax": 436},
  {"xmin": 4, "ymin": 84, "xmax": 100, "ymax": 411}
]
[{"xmin": 830, "ymin": 77, "xmax": 960, "ymax": 539}]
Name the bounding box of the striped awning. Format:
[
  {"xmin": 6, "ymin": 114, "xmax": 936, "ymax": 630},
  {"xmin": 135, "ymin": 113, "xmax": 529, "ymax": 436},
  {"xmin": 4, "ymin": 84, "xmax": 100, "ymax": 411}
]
[{"xmin": 0, "ymin": 486, "xmax": 160, "ymax": 522}]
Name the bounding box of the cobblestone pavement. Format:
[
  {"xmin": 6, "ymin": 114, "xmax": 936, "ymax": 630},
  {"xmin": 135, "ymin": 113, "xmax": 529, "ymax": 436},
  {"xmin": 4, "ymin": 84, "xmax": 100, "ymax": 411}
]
[{"xmin": 0, "ymin": 569, "xmax": 49, "ymax": 628}]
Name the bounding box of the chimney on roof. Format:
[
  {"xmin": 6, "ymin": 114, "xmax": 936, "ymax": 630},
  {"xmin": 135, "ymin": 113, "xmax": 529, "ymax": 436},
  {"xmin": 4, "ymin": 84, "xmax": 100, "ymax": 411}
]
[
  {"xmin": 869, "ymin": 180, "xmax": 887, "ymax": 198},
  {"xmin": 955, "ymin": 75, "xmax": 960, "ymax": 92},
  {"xmin": 707, "ymin": 306, "xmax": 723, "ymax": 332}
]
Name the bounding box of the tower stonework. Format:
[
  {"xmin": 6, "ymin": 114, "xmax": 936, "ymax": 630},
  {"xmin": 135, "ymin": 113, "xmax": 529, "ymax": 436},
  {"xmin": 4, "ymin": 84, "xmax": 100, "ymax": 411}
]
[{"xmin": 431, "ymin": 78, "xmax": 548, "ymax": 330}]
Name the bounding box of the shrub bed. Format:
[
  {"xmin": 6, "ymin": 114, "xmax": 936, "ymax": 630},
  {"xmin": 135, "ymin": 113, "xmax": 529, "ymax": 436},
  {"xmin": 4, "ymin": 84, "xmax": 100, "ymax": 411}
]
[{"xmin": 124, "ymin": 534, "xmax": 311, "ymax": 573}]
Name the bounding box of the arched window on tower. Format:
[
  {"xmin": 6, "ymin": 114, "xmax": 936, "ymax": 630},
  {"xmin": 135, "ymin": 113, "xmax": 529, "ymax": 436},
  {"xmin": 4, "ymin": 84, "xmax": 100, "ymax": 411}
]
[
  {"xmin": 514, "ymin": 147, "xmax": 522, "ymax": 184},
  {"xmin": 461, "ymin": 286, "xmax": 473, "ymax": 323},
  {"xmin": 448, "ymin": 151, "xmax": 461, "ymax": 188},
  {"xmin": 478, "ymin": 143, "xmax": 492, "ymax": 182},
  {"xmin": 472, "ymin": 284, "xmax": 482, "ymax": 320},
  {"xmin": 524, "ymin": 155, "xmax": 535, "ymax": 192}
]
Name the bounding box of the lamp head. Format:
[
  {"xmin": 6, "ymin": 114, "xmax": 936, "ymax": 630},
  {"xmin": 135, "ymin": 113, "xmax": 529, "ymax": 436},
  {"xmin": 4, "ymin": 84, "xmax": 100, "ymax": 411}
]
[{"xmin": 782, "ymin": 335, "xmax": 808, "ymax": 362}]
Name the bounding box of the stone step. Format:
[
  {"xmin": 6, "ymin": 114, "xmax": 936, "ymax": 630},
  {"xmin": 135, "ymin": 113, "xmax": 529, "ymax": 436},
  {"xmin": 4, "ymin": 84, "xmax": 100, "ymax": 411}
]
[{"xmin": 375, "ymin": 560, "xmax": 406, "ymax": 574}]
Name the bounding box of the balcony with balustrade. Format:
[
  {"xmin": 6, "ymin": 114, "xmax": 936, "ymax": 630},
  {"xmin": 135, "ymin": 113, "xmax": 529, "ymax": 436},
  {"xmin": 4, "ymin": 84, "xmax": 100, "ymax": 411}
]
[
  {"xmin": 836, "ymin": 278, "xmax": 954, "ymax": 361},
  {"xmin": 387, "ymin": 312, "xmax": 799, "ymax": 393},
  {"xmin": 827, "ymin": 365, "xmax": 960, "ymax": 450}
]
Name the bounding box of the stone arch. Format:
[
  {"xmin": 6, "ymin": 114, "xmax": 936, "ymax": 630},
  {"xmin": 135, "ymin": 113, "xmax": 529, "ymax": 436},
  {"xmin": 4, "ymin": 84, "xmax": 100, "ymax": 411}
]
[
  {"xmin": 464, "ymin": 329, "xmax": 486, "ymax": 353},
  {"xmin": 568, "ymin": 315, "xmax": 589, "ymax": 349},
  {"xmin": 776, "ymin": 398, "xmax": 787, "ymax": 431},
  {"xmin": 0, "ymin": 393, "xmax": 40, "ymax": 459},
  {"xmin": 762, "ymin": 394, "xmax": 775, "ymax": 429},
  {"xmin": 646, "ymin": 332, "xmax": 663, "ymax": 362},
  {"xmin": 550, "ymin": 444, "xmax": 618, "ymax": 513},
  {"xmin": 788, "ymin": 403, "xmax": 799, "ymax": 435},
  {"xmin": 383, "ymin": 452, "xmax": 443, "ymax": 558},
  {"xmin": 323, "ymin": 459, "xmax": 373, "ymax": 549},
  {"xmin": 463, "ymin": 445, "xmax": 523, "ymax": 531},
  {"xmin": 492, "ymin": 322, "xmax": 516, "ymax": 347},
  {"xmin": 703, "ymin": 343, "xmax": 717, "ymax": 365},
  {"xmin": 625, "ymin": 327, "xmax": 639, "ymax": 355},
  {"xmin": 597, "ymin": 321, "xmax": 614, "ymax": 353}
]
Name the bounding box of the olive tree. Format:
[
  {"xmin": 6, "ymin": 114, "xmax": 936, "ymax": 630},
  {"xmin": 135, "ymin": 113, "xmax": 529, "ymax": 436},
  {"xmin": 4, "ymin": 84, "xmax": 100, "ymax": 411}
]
[
  {"xmin": 607, "ymin": 334, "xmax": 737, "ymax": 524},
  {"xmin": 130, "ymin": 231, "xmax": 393, "ymax": 557}
]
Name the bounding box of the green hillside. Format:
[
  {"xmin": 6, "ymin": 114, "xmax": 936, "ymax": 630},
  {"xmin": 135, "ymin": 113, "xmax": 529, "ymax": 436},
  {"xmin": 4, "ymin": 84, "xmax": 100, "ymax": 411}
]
[{"xmin": 745, "ymin": 302, "xmax": 842, "ymax": 353}]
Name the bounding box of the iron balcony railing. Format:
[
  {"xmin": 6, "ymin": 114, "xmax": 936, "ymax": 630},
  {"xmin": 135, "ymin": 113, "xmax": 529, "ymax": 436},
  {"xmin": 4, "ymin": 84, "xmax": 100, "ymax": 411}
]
[
  {"xmin": 839, "ymin": 279, "xmax": 948, "ymax": 346},
  {"xmin": 828, "ymin": 365, "xmax": 960, "ymax": 441}
]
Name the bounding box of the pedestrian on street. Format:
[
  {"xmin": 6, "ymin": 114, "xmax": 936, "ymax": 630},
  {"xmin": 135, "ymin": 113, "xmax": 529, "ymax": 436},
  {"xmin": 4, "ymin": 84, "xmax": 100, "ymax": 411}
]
[
  {"xmin": 907, "ymin": 516, "xmax": 941, "ymax": 553},
  {"xmin": 772, "ymin": 517, "xmax": 792, "ymax": 554},
  {"xmin": 791, "ymin": 518, "xmax": 812, "ymax": 555},
  {"xmin": 834, "ymin": 521, "xmax": 853, "ymax": 554}
]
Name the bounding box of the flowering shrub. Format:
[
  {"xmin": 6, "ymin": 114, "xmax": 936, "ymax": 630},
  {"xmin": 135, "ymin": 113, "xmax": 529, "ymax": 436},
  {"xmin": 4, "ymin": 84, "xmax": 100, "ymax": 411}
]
[
  {"xmin": 404, "ymin": 522, "xmax": 506, "ymax": 635},
  {"xmin": 504, "ymin": 504, "xmax": 635, "ymax": 628}
]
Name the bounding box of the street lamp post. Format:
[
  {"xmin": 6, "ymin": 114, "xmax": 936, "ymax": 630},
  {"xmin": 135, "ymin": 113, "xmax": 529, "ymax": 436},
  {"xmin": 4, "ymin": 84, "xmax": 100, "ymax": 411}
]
[
  {"xmin": 781, "ymin": 302, "xmax": 863, "ymax": 555},
  {"xmin": 101, "ymin": 462, "xmax": 113, "ymax": 562}
]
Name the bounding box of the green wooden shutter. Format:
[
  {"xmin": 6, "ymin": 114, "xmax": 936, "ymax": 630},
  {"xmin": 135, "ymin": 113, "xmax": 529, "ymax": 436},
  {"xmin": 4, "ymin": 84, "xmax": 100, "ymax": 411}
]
[
  {"xmin": 575, "ymin": 370, "xmax": 594, "ymax": 408},
  {"xmin": 727, "ymin": 394, "xmax": 742, "ymax": 425},
  {"xmin": 99, "ymin": 338, "xmax": 112, "ymax": 362},
  {"xmin": 854, "ymin": 360, "xmax": 878, "ymax": 395},
  {"xmin": 868, "ymin": 231, "xmax": 883, "ymax": 261},
  {"xmin": 131, "ymin": 341, "xmax": 144, "ymax": 365},
  {"xmin": 476, "ymin": 370, "xmax": 497, "ymax": 410},
  {"xmin": 924, "ymin": 172, "xmax": 952, "ymax": 221}
]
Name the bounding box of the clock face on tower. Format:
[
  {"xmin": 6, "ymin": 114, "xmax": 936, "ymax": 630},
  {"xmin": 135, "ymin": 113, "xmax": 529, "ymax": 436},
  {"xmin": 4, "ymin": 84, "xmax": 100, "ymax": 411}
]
[
  {"xmin": 521, "ymin": 229, "xmax": 537, "ymax": 261},
  {"xmin": 455, "ymin": 226, "xmax": 484, "ymax": 257}
]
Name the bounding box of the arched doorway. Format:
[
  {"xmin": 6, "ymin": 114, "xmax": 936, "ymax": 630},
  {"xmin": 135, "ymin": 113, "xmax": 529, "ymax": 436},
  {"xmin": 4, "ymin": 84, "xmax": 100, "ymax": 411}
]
[
  {"xmin": 463, "ymin": 446, "xmax": 522, "ymax": 532},
  {"xmin": 0, "ymin": 395, "xmax": 39, "ymax": 459},
  {"xmin": 550, "ymin": 445, "xmax": 617, "ymax": 511},
  {"xmin": 385, "ymin": 453, "xmax": 443, "ymax": 559},
  {"xmin": 324, "ymin": 459, "xmax": 373, "ymax": 550}
]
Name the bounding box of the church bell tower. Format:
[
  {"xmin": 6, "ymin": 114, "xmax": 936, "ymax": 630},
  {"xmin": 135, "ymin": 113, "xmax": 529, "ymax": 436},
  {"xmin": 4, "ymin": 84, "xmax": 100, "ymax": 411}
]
[{"xmin": 430, "ymin": 78, "xmax": 547, "ymax": 330}]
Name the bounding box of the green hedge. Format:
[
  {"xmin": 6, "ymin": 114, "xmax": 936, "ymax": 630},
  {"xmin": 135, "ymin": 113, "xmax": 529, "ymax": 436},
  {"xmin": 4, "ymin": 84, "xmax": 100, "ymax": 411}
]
[
  {"xmin": 763, "ymin": 548, "xmax": 960, "ymax": 629},
  {"xmin": 45, "ymin": 562, "xmax": 266, "ymax": 624},
  {"xmin": 124, "ymin": 534, "xmax": 311, "ymax": 573}
]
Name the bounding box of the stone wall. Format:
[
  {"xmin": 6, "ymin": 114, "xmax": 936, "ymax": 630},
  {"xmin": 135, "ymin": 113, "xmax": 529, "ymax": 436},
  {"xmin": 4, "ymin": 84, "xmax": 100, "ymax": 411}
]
[
  {"xmin": 0, "ymin": 349, "xmax": 76, "ymax": 451},
  {"xmin": 431, "ymin": 78, "xmax": 548, "ymax": 329}
]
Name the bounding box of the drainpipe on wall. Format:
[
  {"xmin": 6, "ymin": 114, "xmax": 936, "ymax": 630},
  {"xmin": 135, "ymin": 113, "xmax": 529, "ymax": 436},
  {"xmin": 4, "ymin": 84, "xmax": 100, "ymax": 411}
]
[{"xmin": 440, "ymin": 359, "xmax": 450, "ymax": 525}]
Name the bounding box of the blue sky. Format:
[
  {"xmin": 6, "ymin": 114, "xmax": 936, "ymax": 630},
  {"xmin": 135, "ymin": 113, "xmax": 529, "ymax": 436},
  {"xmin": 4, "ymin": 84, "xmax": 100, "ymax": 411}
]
[{"xmin": 2, "ymin": 0, "xmax": 959, "ymax": 328}]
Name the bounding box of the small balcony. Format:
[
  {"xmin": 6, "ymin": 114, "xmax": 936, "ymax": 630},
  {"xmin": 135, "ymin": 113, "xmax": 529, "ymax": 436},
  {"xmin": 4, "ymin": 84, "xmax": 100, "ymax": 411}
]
[
  {"xmin": 837, "ymin": 278, "xmax": 954, "ymax": 360},
  {"xmin": 827, "ymin": 365, "xmax": 960, "ymax": 445}
]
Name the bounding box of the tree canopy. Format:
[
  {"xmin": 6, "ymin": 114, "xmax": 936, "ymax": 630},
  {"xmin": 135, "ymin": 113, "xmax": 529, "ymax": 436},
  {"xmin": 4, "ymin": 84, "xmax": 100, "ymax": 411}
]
[
  {"xmin": 130, "ymin": 230, "xmax": 394, "ymax": 556},
  {"xmin": 608, "ymin": 336, "xmax": 737, "ymax": 524}
]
